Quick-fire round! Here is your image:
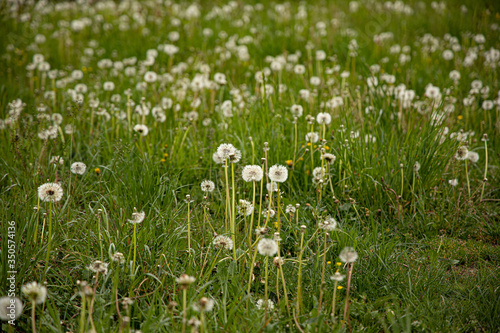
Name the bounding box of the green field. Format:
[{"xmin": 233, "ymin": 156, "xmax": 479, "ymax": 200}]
[{"xmin": 1, "ymin": 0, "xmax": 499, "ymax": 332}]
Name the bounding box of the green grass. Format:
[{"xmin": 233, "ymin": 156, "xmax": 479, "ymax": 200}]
[{"xmin": 1, "ymin": 0, "xmax": 499, "ymax": 332}]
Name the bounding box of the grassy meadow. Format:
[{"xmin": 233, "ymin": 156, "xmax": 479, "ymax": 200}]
[{"xmin": 1, "ymin": 0, "xmax": 500, "ymax": 332}]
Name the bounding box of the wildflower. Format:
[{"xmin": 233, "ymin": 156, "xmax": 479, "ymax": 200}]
[
  {"xmin": 242, "ymin": 165, "xmax": 263, "ymax": 182},
  {"xmin": 94, "ymin": 168, "xmax": 101, "ymax": 175},
  {"xmin": 290, "ymin": 104, "xmax": 303, "ymax": 117},
  {"xmin": 212, "ymin": 152, "xmax": 224, "ymax": 164},
  {"xmin": 238, "ymin": 199, "xmax": 254, "ymax": 216},
  {"xmin": 269, "ymin": 164, "xmax": 288, "ymax": 183},
  {"xmin": 305, "ymin": 132, "xmax": 320, "ymax": 143},
  {"xmin": 176, "ymin": 274, "xmax": 196, "ymax": 289},
  {"xmin": 134, "ymin": 124, "xmax": 149, "ymax": 136},
  {"xmin": 255, "ymin": 227, "xmax": 268, "ymax": 236},
  {"xmin": 200, "ymin": 180, "xmax": 215, "ymax": 192},
  {"xmin": 38, "ymin": 182, "xmax": 64, "ymax": 202},
  {"xmin": 413, "ymin": 162, "xmax": 421, "ymax": 173},
  {"xmin": 0, "ymin": 297, "xmax": 23, "ymax": 321},
  {"xmin": 316, "ymin": 112, "xmax": 332, "ymax": 125},
  {"xmin": 273, "ymin": 256, "xmax": 284, "ymax": 267},
  {"xmin": 266, "ymin": 182, "xmax": 278, "ymax": 192},
  {"xmin": 285, "ymin": 204, "xmax": 296, "ymax": 214},
  {"xmin": 319, "ymin": 216, "xmax": 337, "ymax": 231},
  {"xmin": 193, "ymin": 297, "xmax": 214, "ymax": 312},
  {"xmin": 257, "ymin": 238, "xmax": 278, "ymax": 257},
  {"xmin": 256, "ymin": 299, "xmax": 274, "ymax": 310},
  {"xmin": 262, "ymin": 208, "xmax": 275, "ymax": 218},
  {"xmin": 144, "ymin": 71, "xmax": 157, "ymax": 83},
  {"xmin": 448, "ymin": 178, "xmax": 459, "ymax": 186},
  {"xmin": 21, "ymin": 282, "xmax": 47, "ymax": 305},
  {"xmin": 467, "ymin": 151, "xmax": 479, "ymax": 163},
  {"xmin": 330, "ymin": 272, "xmax": 346, "ymax": 282},
  {"xmin": 339, "ymin": 247, "xmax": 358, "ymax": 263},
  {"xmin": 187, "ymin": 317, "xmax": 201, "ymax": 328},
  {"xmin": 454, "ymin": 146, "xmax": 468, "ymax": 160},
  {"xmin": 216, "ymin": 143, "xmax": 237, "ymax": 160},
  {"xmin": 322, "ymin": 153, "xmax": 336, "ymax": 164},
  {"xmin": 128, "ymin": 209, "xmax": 145, "ymax": 224},
  {"xmin": 50, "ymin": 155, "xmax": 64, "ymax": 165},
  {"xmin": 213, "ymin": 235, "xmax": 233, "ymax": 250},
  {"xmin": 111, "ymin": 252, "xmax": 125, "ymax": 264},
  {"xmin": 89, "ymin": 261, "xmax": 109, "ymax": 274},
  {"xmin": 70, "ymin": 162, "xmax": 87, "ymax": 175}
]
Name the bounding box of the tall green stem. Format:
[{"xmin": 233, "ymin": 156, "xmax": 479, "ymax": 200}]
[
  {"xmin": 480, "ymin": 139, "xmax": 488, "ymax": 201},
  {"xmin": 231, "ymin": 163, "xmax": 237, "ymax": 260}
]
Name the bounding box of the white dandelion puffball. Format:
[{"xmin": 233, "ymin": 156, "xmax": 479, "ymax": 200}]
[
  {"xmin": 71, "ymin": 162, "xmax": 87, "ymax": 175},
  {"xmin": 200, "ymin": 180, "xmax": 215, "ymax": 192},
  {"xmin": 339, "ymin": 247, "xmax": 358, "ymax": 263},
  {"xmin": 316, "ymin": 112, "xmax": 332, "ymax": 125},
  {"xmin": 38, "ymin": 182, "xmax": 64, "ymax": 202},
  {"xmin": 21, "ymin": 282, "xmax": 47, "ymax": 304},
  {"xmin": 319, "ymin": 216, "xmax": 337, "ymax": 231},
  {"xmin": 242, "ymin": 165, "xmax": 263, "ymax": 182},
  {"xmin": 213, "ymin": 235, "xmax": 233, "ymax": 250},
  {"xmin": 128, "ymin": 210, "xmax": 145, "ymax": 224},
  {"xmin": 134, "ymin": 124, "xmax": 149, "ymax": 136},
  {"xmin": 216, "ymin": 143, "xmax": 237, "ymax": 160},
  {"xmin": 467, "ymin": 151, "xmax": 479, "ymax": 163},
  {"xmin": 257, "ymin": 238, "xmax": 278, "ymax": 257},
  {"xmin": 0, "ymin": 297, "xmax": 23, "ymax": 321},
  {"xmin": 269, "ymin": 164, "xmax": 288, "ymax": 183}
]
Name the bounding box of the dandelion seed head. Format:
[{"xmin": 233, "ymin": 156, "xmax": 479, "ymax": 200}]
[
  {"xmin": 111, "ymin": 252, "xmax": 125, "ymax": 264},
  {"xmin": 21, "ymin": 282, "xmax": 47, "ymax": 304},
  {"xmin": 200, "ymin": 180, "xmax": 215, "ymax": 192},
  {"xmin": 242, "ymin": 165, "xmax": 263, "ymax": 182},
  {"xmin": 467, "ymin": 151, "xmax": 479, "ymax": 163},
  {"xmin": 38, "ymin": 182, "xmax": 64, "ymax": 202},
  {"xmin": 256, "ymin": 298, "xmax": 274, "ymax": 310},
  {"xmin": 193, "ymin": 297, "xmax": 214, "ymax": 312},
  {"xmin": 0, "ymin": 297, "xmax": 23, "ymax": 321},
  {"xmin": 455, "ymin": 146, "xmax": 468, "ymax": 160},
  {"xmin": 322, "ymin": 153, "xmax": 336, "ymax": 164},
  {"xmin": 269, "ymin": 164, "xmax": 288, "ymax": 183},
  {"xmin": 128, "ymin": 210, "xmax": 145, "ymax": 224},
  {"xmin": 176, "ymin": 274, "xmax": 196, "ymax": 289},
  {"xmin": 257, "ymin": 238, "xmax": 278, "ymax": 256},
  {"xmin": 89, "ymin": 260, "xmax": 109, "ymax": 274},
  {"xmin": 319, "ymin": 216, "xmax": 337, "ymax": 231},
  {"xmin": 339, "ymin": 247, "xmax": 358, "ymax": 263},
  {"xmin": 212, "ymin": 235, "xmax": 233, "ymax": 250},
  {"xmin": 330, "ymin": 272, "xmax": 346, "ymax": 282},
  {"xmin": 71, "ymin": 162, "xmax": 87, "ymax": 175}
]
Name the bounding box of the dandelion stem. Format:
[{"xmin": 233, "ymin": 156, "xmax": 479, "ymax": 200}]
[
  {"xmin": 45, "ymin": 201, "xmax": 53, "ymax": 274},
  {"xmin": 342, "ymin": 263, "xmax": 354, "ymax": 328},
  {"xmin": 231, "ymin": 163, "xmax": 237, "ymax": 260},
  {"xmin": 132, "ymin": 223, "xmax": 137, "ymax": 275},
  {"xmin": 480, "ymin": 139, "xmax": 488, "ymax": 201},
  {"xmin": 79, "ymin": 294, "xmax": 86, "ymax": 333},
  {"xmin": 465, "ymin": 159, "xmax": 471, "ymax": 198},
  {"xmin": 187, "ymin": 198, "xmax": 191, "ymax": 254},
  {"xmin": 31, "ymin": 302, "xmax": 37, "ymax": 333},
  {"xmin": 264, "ymin": 256, "xmax": 269, "ymax": 315},
  {"xmin": 182, "ymin": 289, "xmax": 187, "ymax": 333},
  {"xmin": 246, "ymin": 236, "xmax": 260, "ymax": 311},
  {"xmin": 248, "ymin": 181, "xmax": 256, "ymax": 248},
  {"xmin": 224, "ymin": 160, "xmax": 231, "ymax": 233},
  {"xmin": 296, "ymin": 230, "xmax": 305, "ymax": 316},
  {"xmin": 293, "ymin": 119, "xmax": 298, "ymax": 167},
  {"xmin": 318, "ymin": 230, "xmax": 328, "ymax": 312},
  {"xmin": 331, "ymin": 280, "xmax": 338, "ymax": 321}
]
